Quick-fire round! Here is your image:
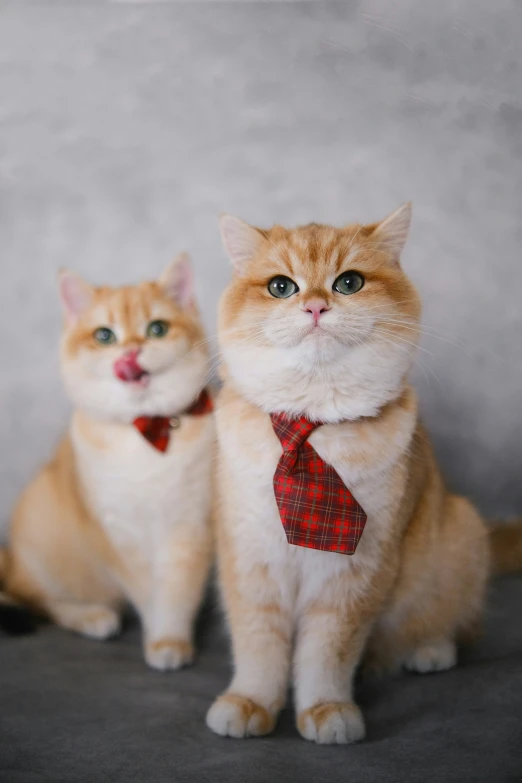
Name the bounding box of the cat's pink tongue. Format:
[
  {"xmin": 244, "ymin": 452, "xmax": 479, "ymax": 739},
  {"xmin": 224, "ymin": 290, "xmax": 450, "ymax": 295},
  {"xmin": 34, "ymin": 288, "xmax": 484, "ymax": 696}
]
[{"xmin": 114, "ymin": 352, "xmax": 147, "ymax": 383}]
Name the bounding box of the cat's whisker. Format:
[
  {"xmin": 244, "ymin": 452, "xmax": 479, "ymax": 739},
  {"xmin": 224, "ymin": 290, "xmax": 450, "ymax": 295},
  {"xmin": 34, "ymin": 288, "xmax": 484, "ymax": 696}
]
[
  {"xmin": 376, "ymin": 316, "xmax": 466, "ymax": 339},
  {"xmin": 180, "ymin": 322, "xmax": 270, "ymax": 363},
  {"xmin": 347, "ymin": 225, "xmax": 364, "ymax": 250},
  {"xmin": 189, "ymin": 320, "xmax": 270, "ymax": 349},
  {"xmin": 342, "ymin": 320, "xmax": 441, "ymax": 390},
  {"xmin": 373, "ymin": 327, "xmax": 434, "ymax": 356},
  {"xmin": 376, "ymin": 320, "xmax": 472, "ymax": 354},
  {"xmin": 374, "ymin": 331, "xmax": 445, "ymax": 391},
  {"xmin": 357, "ymin": 299, "xmax": 421, "ymax": 314}
]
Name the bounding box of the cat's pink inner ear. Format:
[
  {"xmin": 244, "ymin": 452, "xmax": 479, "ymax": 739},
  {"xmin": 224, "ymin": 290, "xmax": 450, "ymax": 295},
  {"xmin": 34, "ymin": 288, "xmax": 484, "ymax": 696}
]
[
  {"xmin": 219, "ymin": 214, "xmax": 264, "ymax": 276},
  {"xmin": 368, "ymin": 202, "xmax": 412, "ymax": 264},
  {"xmin": 59, "ymin": 270, "xmax": 94, "ymax": 323},
  {"xmin": 159, "ymin": 252, "xmax": 195, "ymax": 309}
]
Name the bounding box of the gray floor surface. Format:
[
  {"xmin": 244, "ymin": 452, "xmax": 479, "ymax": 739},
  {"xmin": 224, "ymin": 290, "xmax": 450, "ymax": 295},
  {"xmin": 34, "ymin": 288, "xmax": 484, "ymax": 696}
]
[{"xmin": 2, "ymin": 577, "xmax": 522, "ymax": 783}]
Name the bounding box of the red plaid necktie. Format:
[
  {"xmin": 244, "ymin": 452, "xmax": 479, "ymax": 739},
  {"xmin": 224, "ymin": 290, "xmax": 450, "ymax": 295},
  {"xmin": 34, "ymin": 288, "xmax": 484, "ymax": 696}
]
[
  {"xmin": 133, "ymin": 389, "xmax": 213, "ymax": 453},
  {"xmin": 270, "ymin": 413, "xmax": 367, "ymax": 555}
]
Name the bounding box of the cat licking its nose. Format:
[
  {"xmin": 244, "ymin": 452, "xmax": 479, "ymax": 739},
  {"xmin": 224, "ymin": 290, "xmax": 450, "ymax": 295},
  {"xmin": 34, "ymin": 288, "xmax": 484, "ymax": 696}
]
[{"xmin": 2, "ymin": 254, "xmax": 214, "ymax": 672}]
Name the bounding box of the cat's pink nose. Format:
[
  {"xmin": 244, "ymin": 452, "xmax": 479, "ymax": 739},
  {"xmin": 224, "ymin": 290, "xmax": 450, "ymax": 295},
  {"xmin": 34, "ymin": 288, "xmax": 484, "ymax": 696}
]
[
  {"xmin": 114, "ymin": 350, "xmax": 147, "ymax": 382},
  {"xmin": 303, "ymin": 298, "xmax": 330, "ymax": 326}
]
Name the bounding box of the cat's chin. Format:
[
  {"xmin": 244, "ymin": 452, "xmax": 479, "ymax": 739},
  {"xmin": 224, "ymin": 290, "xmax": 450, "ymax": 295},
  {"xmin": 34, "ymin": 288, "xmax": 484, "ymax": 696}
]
[
  {"xmin": 63, "ymin": 347, "xmax": 210, "ymax": 425},
  {"xmin": 116, "ymin": 374, "xmax": 151, "ymax": 389},
  {"xmin": 300, "ymin": 327, "xmax": 360, "ymax": 354},
  {"xmin": 223, "ymin": 332, "xmax": 412, "ymax": 423},
  {"xmin": 299, "ymin": 326, "xmax": 337, "ymax": 346},
  {"xmin": 265, "ymin": 323, "xmax": 335, "ymax": 348},
  {"xmin": 264, "ymin": 324, "xmax": 370, "ymax": 357}
]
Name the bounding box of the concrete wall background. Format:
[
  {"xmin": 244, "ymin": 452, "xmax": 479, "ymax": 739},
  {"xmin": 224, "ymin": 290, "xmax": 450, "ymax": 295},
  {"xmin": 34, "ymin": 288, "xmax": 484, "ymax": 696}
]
[{"xmin": 1, "ymin": 0, "xmax": 521, "ymax": 532}]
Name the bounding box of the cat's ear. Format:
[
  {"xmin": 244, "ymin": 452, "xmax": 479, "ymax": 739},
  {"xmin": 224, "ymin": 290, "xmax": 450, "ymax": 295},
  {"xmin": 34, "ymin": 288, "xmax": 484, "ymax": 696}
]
[
  {"xmin": 58, "ymin": 269, "xmax": 94, "ymax": 324},
  {"xmin": 159, "ymin": 252, "xmax": 195, "ymax": 310},
  {"xmin": 366, "ymin": 202, "xmax": 412, "ymax": 264},
  {"xmin": 220, "ymin": 214, "xmax": 265, "ymax": 276}
]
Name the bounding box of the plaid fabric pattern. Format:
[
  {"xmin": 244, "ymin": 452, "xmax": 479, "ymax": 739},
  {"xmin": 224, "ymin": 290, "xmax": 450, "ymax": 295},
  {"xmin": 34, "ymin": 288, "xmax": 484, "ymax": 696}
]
[
  {"xmin": 270, "ymin": 413, "xmax": 367, "ymax": 555},
  {"xmin": 133, "ymin": 415, "xmax": 172, "ymax": 453},
  {"xmin": 186, "ymin": 388, "xmax": 214, "ymax": 417},
  {"xmin": 133, "ymin": 389, "xmax": 213, "ymax": 453}
]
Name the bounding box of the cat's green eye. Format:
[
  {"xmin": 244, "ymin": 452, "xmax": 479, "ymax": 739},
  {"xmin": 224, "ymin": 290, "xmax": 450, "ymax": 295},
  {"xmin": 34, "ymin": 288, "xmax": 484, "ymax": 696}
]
[
  {"xmin": 146, "ymin": 320, "xmax": 169, "ymax": 339},
  {"xmin": 333, "ymin": 271, "xmax": 365, "ymax": 295},
  {"xmin": 268, "ymin": 276, "xmax": 299, "ymax": 299},
  {"xmin": 93, "ymin": 327, "xmax": 117, "ymax": 345}
]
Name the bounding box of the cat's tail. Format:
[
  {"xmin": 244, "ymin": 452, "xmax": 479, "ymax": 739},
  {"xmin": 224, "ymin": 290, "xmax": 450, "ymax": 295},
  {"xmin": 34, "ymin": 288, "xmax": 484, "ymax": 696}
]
[
  {"xmin": 489, "ymin": 519, "xmax": 522, "ymax": 575},
  {"xmin": 0, "ymin": 547, "xmax": 36, "ymax": 635}
]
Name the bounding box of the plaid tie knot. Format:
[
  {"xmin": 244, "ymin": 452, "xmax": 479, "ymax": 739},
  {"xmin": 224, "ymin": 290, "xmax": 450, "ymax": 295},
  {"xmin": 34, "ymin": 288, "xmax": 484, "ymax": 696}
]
[
  {"xmin": 270, "ymin": 412, "xmax": 367, "ymax": 556},
  {"xmin": 271, "ymin": 416, "xmax": 319, "ymax": 474},
  {"xmin": 133, "ymin": 389, "xmax": 213, "ymax": 453}
]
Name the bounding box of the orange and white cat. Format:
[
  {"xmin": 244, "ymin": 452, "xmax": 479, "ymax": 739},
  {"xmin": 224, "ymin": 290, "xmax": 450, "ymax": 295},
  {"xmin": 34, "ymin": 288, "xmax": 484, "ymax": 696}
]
[
  {"xmin": 206, "ymin": 205, "xmax": 522, "ymax": 743},
  {"xmin": 0, "ymin": 255, "xmax": 214, "ymax": 670}
]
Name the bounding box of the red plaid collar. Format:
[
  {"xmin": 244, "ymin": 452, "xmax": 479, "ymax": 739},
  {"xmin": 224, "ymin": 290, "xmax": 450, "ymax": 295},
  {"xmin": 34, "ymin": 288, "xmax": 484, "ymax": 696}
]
[
  {"xmin": 270, "ymin": 412, "xmax": 367, "ymax": 556},
  {"xmin": 133, "ymin": 389, "xmax": 213, "ymax": 453}
]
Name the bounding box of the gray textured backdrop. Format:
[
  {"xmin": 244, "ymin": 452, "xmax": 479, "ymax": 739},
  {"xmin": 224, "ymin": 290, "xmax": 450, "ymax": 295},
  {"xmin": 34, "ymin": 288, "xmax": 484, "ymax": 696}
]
[{"xmin": 1, "ymin": 0, "xmax": 521, "ymax": 534}]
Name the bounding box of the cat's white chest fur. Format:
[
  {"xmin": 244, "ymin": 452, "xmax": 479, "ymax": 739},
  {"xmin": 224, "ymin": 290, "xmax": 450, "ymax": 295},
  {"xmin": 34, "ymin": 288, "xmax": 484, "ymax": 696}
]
[{"xmin": 71, "ymin": 413, "xmax": 214, "ymax": 567}]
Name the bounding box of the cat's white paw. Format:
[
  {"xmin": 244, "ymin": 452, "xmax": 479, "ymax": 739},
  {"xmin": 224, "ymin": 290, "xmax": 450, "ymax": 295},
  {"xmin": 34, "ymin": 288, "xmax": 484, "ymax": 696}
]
[
  {"xmin": 404, "ymin": 639, "xmax": 457, "ymax": 673},
  {"xmin": 206, "ymin": 693, "xmax": 276, "ymax": 738},
  {"xmin": 145, "ymin": 637, "xmax": 194, "ymax": 671},
  {"xmin": 53, "ymin": 604, "xmax": 121, "ymax": 640},
  {"xmin": 79, "ymin": 608, "xmax": 121, "ymax": 640},
  {"xmin": 297, "ymin": 702, "xmax": 366, "ymax": 745}
]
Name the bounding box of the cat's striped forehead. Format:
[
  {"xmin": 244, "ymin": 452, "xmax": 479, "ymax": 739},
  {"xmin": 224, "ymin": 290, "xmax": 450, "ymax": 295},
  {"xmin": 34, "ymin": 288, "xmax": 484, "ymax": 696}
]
[
  {"xmin": 90, "ymin": 283, "xmax": 161, "ymax": 330},
  {"xmin": 63, "ymin": 280, "xmax": 201, "ymax": 357},
  {"xmin": 263, "ymin": 223, "xmax": 367, "ymax": 280}
]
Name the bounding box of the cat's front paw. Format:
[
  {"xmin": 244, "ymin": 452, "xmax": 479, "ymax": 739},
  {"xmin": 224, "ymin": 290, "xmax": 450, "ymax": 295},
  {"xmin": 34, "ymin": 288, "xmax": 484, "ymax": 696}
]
[
  {"xmin": 297, "ymin": 701, "xmax": 365, "ymax": 745},
  {"xmin": 52, "ymin": 604, "xmax": 121, "ymax": 640},
  {"xmin": 145, "ymin": 637, "xmax": 194, "ymax": 671},
  {"xmin": 206, "ymin": 693, "xmax": 276, "ymax": 738}
]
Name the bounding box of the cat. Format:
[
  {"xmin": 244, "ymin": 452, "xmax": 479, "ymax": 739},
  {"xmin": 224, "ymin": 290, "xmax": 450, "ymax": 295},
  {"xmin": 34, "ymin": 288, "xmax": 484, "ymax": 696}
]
[
  {"xmin": 206, "ymin": 205, "xmax": 522, "ymax": 743},
  {"xmin": 0, "ymin": 254, "xmax": 214, "ymax": 670}
]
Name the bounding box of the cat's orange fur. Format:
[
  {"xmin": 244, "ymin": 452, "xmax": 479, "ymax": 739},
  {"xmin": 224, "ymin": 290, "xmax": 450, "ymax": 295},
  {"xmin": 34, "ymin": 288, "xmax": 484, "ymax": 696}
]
[
  {"xmin": 206, "ymin": 206, "xmax": 522, "ymax": 743},
  {"xmin": 0, "ymin": 256, "xmax": 214, "ymax": 669}
]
